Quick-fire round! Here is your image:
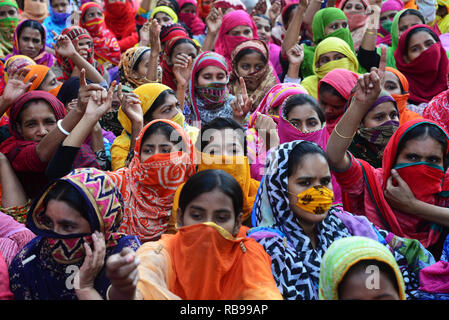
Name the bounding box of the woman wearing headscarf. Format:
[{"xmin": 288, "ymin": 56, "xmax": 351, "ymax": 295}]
[
  {"xmin": 104, "ymin": 0, "xmax": 139, "ymax": 52},
  {"xmin": 247, "ymin": 140, "xmax": 434, "ymax": 299},
  {"xmin": 319, "ymin": 236, "xmax": 406, "ymax": 300},
  {"xmin": 197, "ymin": 0, "xmax": 212, "ymax": 21},
  {"xmin": 150, "ymin": 5, "xmax": 178, "ymax": 26},
  {"xmin": 377, "ymin": 0, "xmax": 404, "ymax": 46},
  {"xmin": 384, "ymin": 66, "xmax": 422, "ymax": 124},
  {"xmin": 394, "ymin": 24, "xmax": 449, "ymax": 106},
  {"xmin": 118, "ymin": 46, "xmax": 154, "ymax": 89},
  {"xmin": 214, "ymin": 9, "xmax": 259, "ymax": 66},
  {"xmin": 111, "ymin": 83, "xmax": 199, "ymax": 170},
  {"xmin": 42, "ymin": 0, "xmax": 72, "ymax": 49},
  {"xmin": 327, "ymin": 70, "xmax": 449, "ymax": 257},
  {"xmin": 433, "ymin": 0, "xmax": 449, "ymax": 34},
  {"xmin": 185, "ymin": 51, "xmax": 235, "ymax": 127},
  {"xmin": 52, "ymin": 26, "xmax": 106, "ymax": 83},
  {"xmin": 5, "ymin": 19, "xmax": 55, "ymax": 67},
  {"xmin": 0, "ymin": 90, "xmax": 100, "ymax": 199},
  {"xmin": 8, "ymin": 168, "xmax": 141, "ymax": 300},
  {"xmin": 338, "ymin": 0, "xmax": 369, "ymax": 51},
  {"xmin": 301, "ymin": 37, "xmax": 359, "ymax": 99},
  {"xmin": 79, "ymin": 2, "xmax": 121, "ymax": 66},
  {"xmin": 228, "ymin": 39, "xmax": 279, "ymax": 115},
  {"xmin": 0, "ymin": 0, "xmax": 19, "ymax": 59},
  {"xmin": 177, "ymin": 0, "xmax": 206, "ymax": 36},
  {"xmin": 19, "ymin": 0, "xmax": 48, "ymax": 23}
]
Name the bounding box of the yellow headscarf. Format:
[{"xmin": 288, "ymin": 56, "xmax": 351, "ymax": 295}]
[
  {"xmin": 301, "ymin": 37, "xmax": 359, "ymax": 99},
  {"xmin": 150, "ymin": 5, "xmax": 178, "ymax": 23},
  {"xmin": 4, "ymin": 54, "xmax": 35, "ymax": 82},
  {"xmin": 435, "ymin": 0, "xmax": 449, "ymax": 34}
]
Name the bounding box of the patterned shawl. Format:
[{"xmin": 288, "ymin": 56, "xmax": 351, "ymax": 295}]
[
  {"xmin": 118, "ymin": 46, "xmax": 152, "ymax": 89},
  {"xmin": 229, "ymin": 39, "xmax": 279, "ymax": 113},
  {"xmin": 107, "ymin": 119, "xmax": 196, "ymax": 243},
  {"xmin": 8, "ymin": 168, "xmax": 141, "ymax": 300}
]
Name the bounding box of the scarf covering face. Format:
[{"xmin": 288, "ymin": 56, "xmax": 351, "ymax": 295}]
[
  {"xmin": 20, "ymin": 0, "xmax": 49, "ymax": 22},
  {"xmin": 385, "ymin": 66, "xmax": 421, "ymax": 125},
  {"xmin": 349, "ymin": 91, "xmax": 399, "ymax": 168},
  {"xmin": 150, "ymin": 5, "xmax": 178, "ymax": 23},
  {"xmin": 0, "ymin": 0, "xmax": 18, "ymax": 58},
  {"xmin": 177, "ymin": 0, "xmax": 206, "ymax": 35},
  {"xmin": 319, "ymin": 236, "xmax": 406, "ymax": 300},
  {"xmin": 161, "ymin": 36, "xmax": 197, "ymax": 91},
  {"xmin": 6, "ymin": 19, "xmax": 54, "ymax": 67},
  {"xmin": 302, "ymin": 37, "xmax": 359, "ymax": 99},
  {"xmin": 229, "ymin": 39, "xmax": 279, "ymax": 112},
  {"xmin": 377, "ymin": 0, "xmax": 403, "ymax": 46},
  {"xmin": 357, "ymin": 119, "xmax": 449, "ymax": 248},
  {"xmin": 42, "ymin": 0, "xmax": 72, "ymax": 48},
  {"xmin": 394, "ymin": 24, "xmax": 449, "ymax": 104},
  {"xmin": 318, "ymin": 68, "xmax": 359, "ymax": 134},
  {"xmin": 104, "ymin": 0, "xmax": 136, "ymax": 41},
  {"xmin": 26, "ymin": 167, "xmax": 126, "ymax": 264},
  {"xmin": 4, "ymin": 54, "xmax": 35, "ymax": 82},
  {"xmin": 338, "ymin": 0, "xmax": 369, "ymax": 50},
  {"xmin": 214, "ymin": 10, "xmax": 259, "ymax": 65},
  {"xmin": 107, "ymin": 119, "xmax": 196, "ymax": 242},
  {"xmin": 141, "ymin": 222, "xmax": 283, "ymax": 300},
  {"xmin": 187, "ymin": 51, "xmax": 232, "ymax": 127},
  {"xmin": 302, "ymin": 7, "xmax": 354, "ymax": 79},
  {"xmin": 55, "ymin": 26, "xmax": 104, "ymax": 81},
  {"xmin": 247, "ymin": 141, "xmax": 378, "ymax": 299},
  {"xmin": 118, "ymin": 46, "xmax": 152, "ymax": 88},
  {"xmin": 197, "ymin": 0, "xmax": 211, "ymax": 20},
  {"xmin": 79, "ymin": 2, "xmax": 121, "ymax": 65}
]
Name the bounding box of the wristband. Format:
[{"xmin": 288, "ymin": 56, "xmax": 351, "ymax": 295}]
[{"xmin": 57, "ymin": 119, "xmax": 70, "ymax": 136}]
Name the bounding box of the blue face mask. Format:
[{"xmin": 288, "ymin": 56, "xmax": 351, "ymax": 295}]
[{"xmin": 50, "ymin": 6, "xmax": 72, "ymax": 23}]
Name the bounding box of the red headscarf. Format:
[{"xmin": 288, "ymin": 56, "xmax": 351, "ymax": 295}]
[
  {"xmin": 177, "ymin": 0, "xmax": 206, "ymax": 35},
  {"xmin": 197, "ymin": 0, "xmax": 211, "ymax": 20},
  {"xmin": 358, "ymin": 119, "xmax": 449, "ymax": 248},
  {"xmin": 394, "ymin": 24, "xmax": 449, "ymax": 104},
  {"xmin": 214, "ymin": 10, "xmax": 259, "ymax": 65},
  {"xmin": 79, "ymin": 2, "xmax": 121, "ymax": 65},
  {"xmin": 104, "ymin": 0, "xmax": 137, "ymax": 42}
]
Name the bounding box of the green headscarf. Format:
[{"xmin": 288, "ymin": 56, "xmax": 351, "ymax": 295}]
[
  {"xmin": 301, "ymin": 7, "xmax": 355, "ymax": 78},
  {"xmin": 0, "ymin": 0, "xmax": 19, "ymax": 58},
  {"xmin": 318, "ymin": 236, "xmax": 406, "ymax": 300}
]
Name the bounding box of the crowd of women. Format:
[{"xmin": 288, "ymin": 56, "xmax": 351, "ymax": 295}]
[{"xmin": 1, "ymin": 0, "xmax": 449, "ymax": 301}]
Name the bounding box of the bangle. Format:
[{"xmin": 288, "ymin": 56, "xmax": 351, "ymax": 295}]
[
  {"xmin": 106, "ymin": 285, "xmax": 112, "ymax": 300},
  {"xmin": 333, "ymin": 124, "xmax": 356, "ymax": 139},
  {"xmin": 365, "ymin": 30, "xmax": 377, "ymax": 35},
  {"xmin": 57, "ymin": 119, "xmax": 70, "ymax": 136}
]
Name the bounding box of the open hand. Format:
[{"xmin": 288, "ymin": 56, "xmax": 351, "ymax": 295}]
[
  {"xmin": 2, "ymin": 67, "xmax": 36, "ymax": 106},
  {"xmin": 117, "ymin": 83, "xmax": 143, "ymax": 125},
  {"xmin": 206, "ymin": 5, "xmax": 223, "ymax": 34},
  {"xmin": 53, "ymin": 32, "xmax": 77, "ymax": 59},
  {"xmin": 173, "ymin": 54, "xmax": 193, "ymax": 88}
]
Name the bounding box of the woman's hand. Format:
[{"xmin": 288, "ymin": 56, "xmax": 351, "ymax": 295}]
[
  {"xmin": 1, "ymin": 67, "xmax": 36, "ymax": 106},
  {"xmin": 205, "ymin": 6, "xmax": 222, "ymax": 34},
  {"xmin": 252, "ymin": 0, "xmax": 267, "ymax": 15},
  {"xmin": 139, "ymin": 22, "xmax": 151, "ymax": 47},
  {"xmin": 287, "ymin": 43, "xmax": 305, "ymax": 66},
  {"xmin": 149, "ymin": 19, "xmax": 161, "ymax": 54},
  {"xmin": 384, "ymin": 169, "xmax": 419, "ymax": 213},
  {"xmin": 231, "ymin": 77, "xmax": 254, "ymax": 124},
  {"xmin": 268, "ymin": 0, "xmax": 282, "ymax": 24},
  {"xmin": 254, "ymin": 112, "xmax": 279, "ymax": 151},
  {"xmin": 75, "ymin": 69, "xmax": 109, "ymax": 115},
  {"xmin": 118, "ymin": 84, "xmax": 144, "ymax": 126},
  {"xmin": 84, "ymin": 80, "xmax": 116, "ymax": 120},
  {"xmin": 173, "ymin": 54, "xmax": 193, "ymax": 89},
  {"xmin": 105, "ymin": 247, "xmax": 140, "ymax": 300},
  {"xmin": 352, "ymin": 70, "xmax": 382, "ymax": 107},
  {"xmin": 53, "ymin": 32, "xmax": 77, "ymax": 59},
  {"xmin": 74, "ymin": 231, "xmax": 106, "ymax": 290}
]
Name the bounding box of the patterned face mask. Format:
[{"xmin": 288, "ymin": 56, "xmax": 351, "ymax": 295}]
[
  {"xmin": 292, "ymin": 185, "xmax": 334, "ymax": 215},
  {"xmin": 195, "ymin": 82, "xmax": 228, "ymax": 109}
]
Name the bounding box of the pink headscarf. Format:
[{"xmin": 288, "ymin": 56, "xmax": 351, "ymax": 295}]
[
  {"xmin": 215, "ymin": 10, "xmax": 259, "ymax": 65},
  {"xmin": 214, "ymin": 0, "xmax": 246, "ymax": 11},
  {"xmin": 377, "ymin": 0, "xmax": 404, "ymax": 45},
  {"xmin": 177, "ymin": 0, "xmax": 206, "ymax": 35}
]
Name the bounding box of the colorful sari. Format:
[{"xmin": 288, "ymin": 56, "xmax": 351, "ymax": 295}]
[
  {"xmin": 118, "ymin": 46, "xmax": 152, "ymax": 89},
  {"xmin": 79, "ymin": 2, "xmax": 121, "ymax": 65},
  {"xmin": 8, "ymin": 168, "xmax": 141, "ymax": 300},
  {"xmin": 0, "ymin": 0, "xmax": 19, "ymax": 59},
  {"xmin": 229, "ymin": 39, "xmax": 279, "ymax": 114},
  {"xmin": 107, "ymin": 119, "xmax": 196, "ymax": 243}
]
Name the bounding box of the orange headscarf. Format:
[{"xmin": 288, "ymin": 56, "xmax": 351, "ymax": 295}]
[
  {"xmin": 23, "ymin": 64, "xmax": 49, "ymax": 91},
  {"xmin": 107, "ymin": 119, "xmax": 197, "ymax": 243},
  {"xmin": 385, "ymin": 67, "xmax": 422, "ymax": 124},
  {"xmin": 136, "ymin": 222, "xmax": 283, "ymax": 300}
]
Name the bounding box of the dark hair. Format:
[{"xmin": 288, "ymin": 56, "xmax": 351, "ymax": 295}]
[
  {"xmin": 196, "ymin": 117, "xmax": 247, "ymax": 156},
  {"xmin": 283, "ymin": 94, "xmax": 325, "ymax": 124},
  {"xmin": 399, "ymin": 8, "xmax": 425, "ymax": 25},
  {"xmin": 178, "ymin": 169, "xmax": 244, "ymax": 219},
  {"xmin": 234, "ymin": 48, "xmax": 267, "ymax": 65},
  {"xmin": 18, "ymin": 20, "xmax": 45, "ymax": 45},
  {"xmin": 168, "ymin": 37, "xmax": 199, "ymax": 60},
  {"xmin": 57, "ymin": 77, "xmax": 80, "ymax": 106},
  {"xmin": 141, "ymin": 120, "xmax": 186, "ymax": 152},
  {"xmin": 254, "ymin": 14, "xmax": 273, "ymax": 28},
  {"xmin": 44, "ymin": 180, "xmax": 91, "ymax": 223},
  {"xmin": 318, "ymin": 81, "xmax": 346, "ymax": 102},
  {"xmin": 282, "ymin": 3, "xmax": 298, "ymax": 28},
  {"xmin": 143, "ymin": 89, "xmax": 177, "ymax": 123},
  {"xmin": 287, "ymin": 141, "xmax": 329, "ymax": 177},
  {"xmin": 395, "ymin": 123, "xmax": 449, "ymax": 170},
  {"xmin": 338, "ymin": 259, "xmax": 400, "ymax": 298},
  {"xmin": 403, "ymin": 27, "xmax": 439, "ymax": 57}
]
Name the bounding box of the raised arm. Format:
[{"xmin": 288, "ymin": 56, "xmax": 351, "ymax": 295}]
[
  {"xmin": 173, "ymin": 54, "xmax": 193, "ymax": 109},
  {"xmin": 302, "ymin": 0, "xmax": 322, "ymax": 38},
  {"xmin": 281, "ymin": 0, "xmax": 309, "ymax": 56},
  {"xmin": 201, "ymin": 6, "xmax": 222, "ymax": 52},
  {"xmin": 148, "ymin": 20, "xmax": 161, "ymax": 82},
  {"xmin": 0, "ymin": 152, "xmax": 27, "ymax": 208},
  {"xmin": 359, "ymin": 0, "xmax": 381, "ymax": 52}
]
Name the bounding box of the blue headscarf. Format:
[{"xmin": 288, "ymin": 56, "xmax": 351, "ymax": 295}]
[{"xmin": 42, "ymin": 0, "xmax": 73, "ymax": 48}]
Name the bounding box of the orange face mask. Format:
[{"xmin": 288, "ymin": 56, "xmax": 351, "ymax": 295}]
[{"xmin": 48, "ymin": 84, "xmax": 62, "ymax": 97}]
